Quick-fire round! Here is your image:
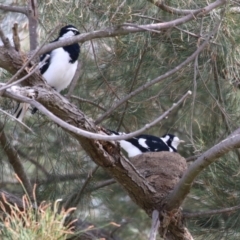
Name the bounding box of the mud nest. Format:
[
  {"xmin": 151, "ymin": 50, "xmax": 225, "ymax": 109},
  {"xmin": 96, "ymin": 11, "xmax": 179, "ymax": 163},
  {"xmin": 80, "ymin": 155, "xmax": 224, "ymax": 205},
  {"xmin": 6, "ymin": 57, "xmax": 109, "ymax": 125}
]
[{"xmin": 130, "ymin": 151, "xmax": 187, "ymax": 200}]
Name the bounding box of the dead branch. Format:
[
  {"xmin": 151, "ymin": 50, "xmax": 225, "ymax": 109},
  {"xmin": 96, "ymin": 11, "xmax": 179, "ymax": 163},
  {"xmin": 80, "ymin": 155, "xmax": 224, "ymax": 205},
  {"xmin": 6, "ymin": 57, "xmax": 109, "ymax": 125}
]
[
  {"xmin": 0, "ymin": 4, "xmax": 27, "ymax": 14},
  {"xmin": 12, "ymin": 22, "xmax": 21, "ymax": 52}
]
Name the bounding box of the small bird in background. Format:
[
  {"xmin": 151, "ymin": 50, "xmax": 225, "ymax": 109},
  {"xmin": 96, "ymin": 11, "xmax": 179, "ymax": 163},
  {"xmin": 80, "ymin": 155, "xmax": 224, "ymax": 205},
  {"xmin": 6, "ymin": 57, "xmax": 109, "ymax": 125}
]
[
  {"xmin": 109, "ymin": 130, "xmax": 184, "ymax": 158},
  {"xmin": 13, "ymin": 25, "xmax": 80, "ymax": 121}
]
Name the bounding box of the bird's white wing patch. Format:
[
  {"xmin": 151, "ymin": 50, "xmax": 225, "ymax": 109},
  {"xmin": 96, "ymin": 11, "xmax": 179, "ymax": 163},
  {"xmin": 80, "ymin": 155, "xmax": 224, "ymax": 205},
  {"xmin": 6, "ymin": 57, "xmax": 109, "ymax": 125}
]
[
  {"xmin": 119, "ymin": 140, "xmax": 142, "ymax": 158},
  {"xmin": 138, "ymin": 138, "xmax": 149, "ymax": 149}
]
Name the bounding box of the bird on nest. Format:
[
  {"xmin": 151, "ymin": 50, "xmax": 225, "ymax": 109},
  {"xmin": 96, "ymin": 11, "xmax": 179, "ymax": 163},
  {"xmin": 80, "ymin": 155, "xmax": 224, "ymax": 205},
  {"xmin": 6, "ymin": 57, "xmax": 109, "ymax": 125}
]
[{"xmin": 109, "ymin": 130, "xmax": 184, "ymax": 158}]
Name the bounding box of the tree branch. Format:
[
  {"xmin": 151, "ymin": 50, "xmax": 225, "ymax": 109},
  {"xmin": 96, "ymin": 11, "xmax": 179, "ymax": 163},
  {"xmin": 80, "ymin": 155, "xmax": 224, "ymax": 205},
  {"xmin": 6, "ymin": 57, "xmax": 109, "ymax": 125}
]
[
  {"xmin": 35, "ymin": 0, "xmax": 226, "ymax": 57},
  {"xmin": 88, "ymin": 179, "xmax": 116, "ymax": 192},
  {"xmin": 0, "ymin": 27, "xmax": 11, "ymax": 48},
  {"xmin": 166, "ymin": 132, "xmax": 240, "ymax": 211},
  {"xmin": 70, "ymin": 95, "xmax": 107, "ymax": 112},
  {"xmin": 2, "ymin": 85, "xmax": 191, "ymax": 141},
  {"xmin": 0, "ymin": 62, "xmax": 39, "ymax": 91},
  {"xmin": 149, "ymin": 210, "xmax": 160, "ymax": 240},
  {"xmin": 0, "ymin": 4, "xmax": 27, "ymax": 14},
  {"xmin": 12, "ymin": 23, "xmax": 21, "ymax": 52},
  {"xmin": 27, "ymin": 0, "xmax": 38, "ymax": 50},
  {"xmin": 183, "ymin": 203, "xmax": 240, "ymax": 218},
  {"xmin": 147, "ymin": 0, "xmax": 203, "ymax": 15},
  {"xmin": 63, "ymin": 166, "xmax": 99, "ymax": 210}
]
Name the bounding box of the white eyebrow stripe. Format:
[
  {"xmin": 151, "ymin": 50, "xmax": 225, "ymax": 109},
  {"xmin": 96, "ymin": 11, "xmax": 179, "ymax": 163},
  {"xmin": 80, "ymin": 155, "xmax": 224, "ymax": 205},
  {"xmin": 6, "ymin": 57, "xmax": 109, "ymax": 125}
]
[{"xmin": 67, "ymin": 27, "xmax": 78, "ymax": 31}]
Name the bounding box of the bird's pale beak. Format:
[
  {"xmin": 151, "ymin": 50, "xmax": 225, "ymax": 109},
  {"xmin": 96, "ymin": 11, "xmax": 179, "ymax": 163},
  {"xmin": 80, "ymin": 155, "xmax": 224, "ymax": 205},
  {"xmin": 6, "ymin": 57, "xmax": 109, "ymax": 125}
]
[{"xmin": 179, "ymin": 140, "xmax": 185, "ymax": 143}]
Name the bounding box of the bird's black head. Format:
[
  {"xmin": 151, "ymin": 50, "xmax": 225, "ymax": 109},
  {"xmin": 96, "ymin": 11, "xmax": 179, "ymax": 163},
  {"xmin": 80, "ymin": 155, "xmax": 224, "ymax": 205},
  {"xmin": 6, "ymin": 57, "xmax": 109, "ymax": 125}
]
[
  {"xmin": 162, "ymin": 134, "xmax": 174, "ymax": 145},
  {"xmin": 161, "ymin": 134, "xmax": 184, "ymax": 152},
  {"xmin": 58, "ymin": 25, "xmax": 80, "ymax": 39}
]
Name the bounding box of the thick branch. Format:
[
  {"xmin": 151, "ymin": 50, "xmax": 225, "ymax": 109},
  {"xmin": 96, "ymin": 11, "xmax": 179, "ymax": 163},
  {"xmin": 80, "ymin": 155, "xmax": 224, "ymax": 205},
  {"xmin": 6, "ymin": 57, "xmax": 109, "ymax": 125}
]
[
  {"xmin": 166, "ymin": 133, "xmax": 240, "ymax": 211},
  {"xmin": 0, "ymin": 4, "xmax": 27, "ymax": 14},
  {"xmin": 27, "ymin": 0, "xmax": 38, "ymax": 50},
  {"xmin": 12, "ymin": 23, "xmax": 21, "ymax": 51}
]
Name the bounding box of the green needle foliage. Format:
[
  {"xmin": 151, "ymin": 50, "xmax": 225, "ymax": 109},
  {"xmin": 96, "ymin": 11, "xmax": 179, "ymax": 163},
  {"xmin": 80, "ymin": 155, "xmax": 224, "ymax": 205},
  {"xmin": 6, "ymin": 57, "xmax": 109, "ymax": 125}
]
[{"xmin": 0, "ymin": 0, "xmax": 240, "ymax": 239}]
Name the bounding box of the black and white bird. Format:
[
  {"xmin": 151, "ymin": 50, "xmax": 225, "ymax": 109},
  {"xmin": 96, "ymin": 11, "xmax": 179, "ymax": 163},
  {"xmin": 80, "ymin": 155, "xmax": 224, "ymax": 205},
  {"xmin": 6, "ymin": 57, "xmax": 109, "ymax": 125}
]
[
  {"xmin": 109, "ymin": 130, "xmax": 184, "ymax": 158},
  {"xmin": 14, "ymin": 25, "xmax": 80, "ymax": 121}
]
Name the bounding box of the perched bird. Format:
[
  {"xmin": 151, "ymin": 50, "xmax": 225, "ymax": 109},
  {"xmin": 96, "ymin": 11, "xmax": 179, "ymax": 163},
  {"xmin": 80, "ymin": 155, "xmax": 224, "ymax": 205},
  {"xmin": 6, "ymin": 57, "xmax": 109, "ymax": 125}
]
[
  {"xmin": 109, "ymin": 130, "xmax": 184, "ymax": 158},
  {"xmin": 13, "ymin": 25, "xmax": 80, "ymax": 121}
]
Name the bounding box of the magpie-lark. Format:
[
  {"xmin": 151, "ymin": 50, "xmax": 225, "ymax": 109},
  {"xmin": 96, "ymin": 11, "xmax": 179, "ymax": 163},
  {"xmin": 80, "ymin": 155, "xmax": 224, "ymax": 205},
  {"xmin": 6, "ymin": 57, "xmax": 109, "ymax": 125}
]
[
  {"xmin": 14, "ymin": 25, "xmax": 80, "ymax": 121},
  {"xmin": 109, "ymin": 130, "xmax": 184, "ymax": 158}
]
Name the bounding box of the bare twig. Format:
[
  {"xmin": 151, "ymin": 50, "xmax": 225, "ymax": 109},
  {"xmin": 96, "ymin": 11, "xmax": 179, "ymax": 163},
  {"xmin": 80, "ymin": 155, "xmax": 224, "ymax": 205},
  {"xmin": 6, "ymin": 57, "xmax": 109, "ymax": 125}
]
[
  {"xmin": 132, "ymin": 14, "xmax": 210, "ymax": 40},
  {"xmin": 0, "ymin": 27, "xmax": 11, "ymax": 48},
  {"xmin": 27, "ymin": 0, "xmax": 38, "ymax": 50},
  {"xmin": 0, "ymin": 122, "xmax": 33, "ymax": 198},
  {"xmin": 149, "ymin": 210, "xmax": 160, "ymax": 240},
  {"xmin": 63, "ymin": 165, "xmax": 99, "ymax": 210},
  {"xmin": 147, "ymin": 0, "xmax": 224, "ymax": 16},
  {"xmin": 70, "ymin": 95, "xmax": 107, "ymax": 112},
  {"xmin": 117, "ymin": 46, "xmax": 147, "ymax": 130},
  {"xmin": 183, "ymin": 204, "xmax": 240, "ymax": 218},
  {"xmin": 12, "ymin": 23, "xmax": 21, "ymax": 52},
  {"xmin": 122, "ymin": 23, "xmax": 161, "ymax": 34},
  {"xmin": 110, "ymin": 0, "xmax": 126, "ymax": 22},
  {"xmin": 212, "ymin": 56, "xmax": 232, "ymax": 133},
  {"xmin": 70, "ymin": 95, "xmax": 131, "ymax": 131},
  {"xmin": 90, "ymin": 39, "xmax": 120, "ymax": 100},
  {"xmin": 0, "ymin": 63, "xmax": 39, "ymax": 91},
  {"xmin": 189, "ymin": 48, "xmax": 199, "ymax": 149},
  {"xmin": 36, "ymin": 174, "xmax": 83, "ymax": 186},
  {"xmin": 17, "ymin": 150, "xmax": 50, "ymax": 177},
  {"xmin": 0, "ymin": 108, "xmax": 34, "ymax": 134},
  {"xmin": 88, "ymin": 179, "xmax": 116, "ymax": 192},
  {"xmin": 0, "ymin": 4, "xmax": 27, "ymax": 14}
]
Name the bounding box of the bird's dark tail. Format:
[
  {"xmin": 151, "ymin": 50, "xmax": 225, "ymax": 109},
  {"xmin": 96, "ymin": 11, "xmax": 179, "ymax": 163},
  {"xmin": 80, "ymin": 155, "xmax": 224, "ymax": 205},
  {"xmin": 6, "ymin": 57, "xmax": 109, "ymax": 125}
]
[
  {"xmin": 13, "ymin": 103, "xmax": 30, "ymax": 122},
  {"xmin": 31, "ymin": 107, "xmax": 38, "ymax": 114}
]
